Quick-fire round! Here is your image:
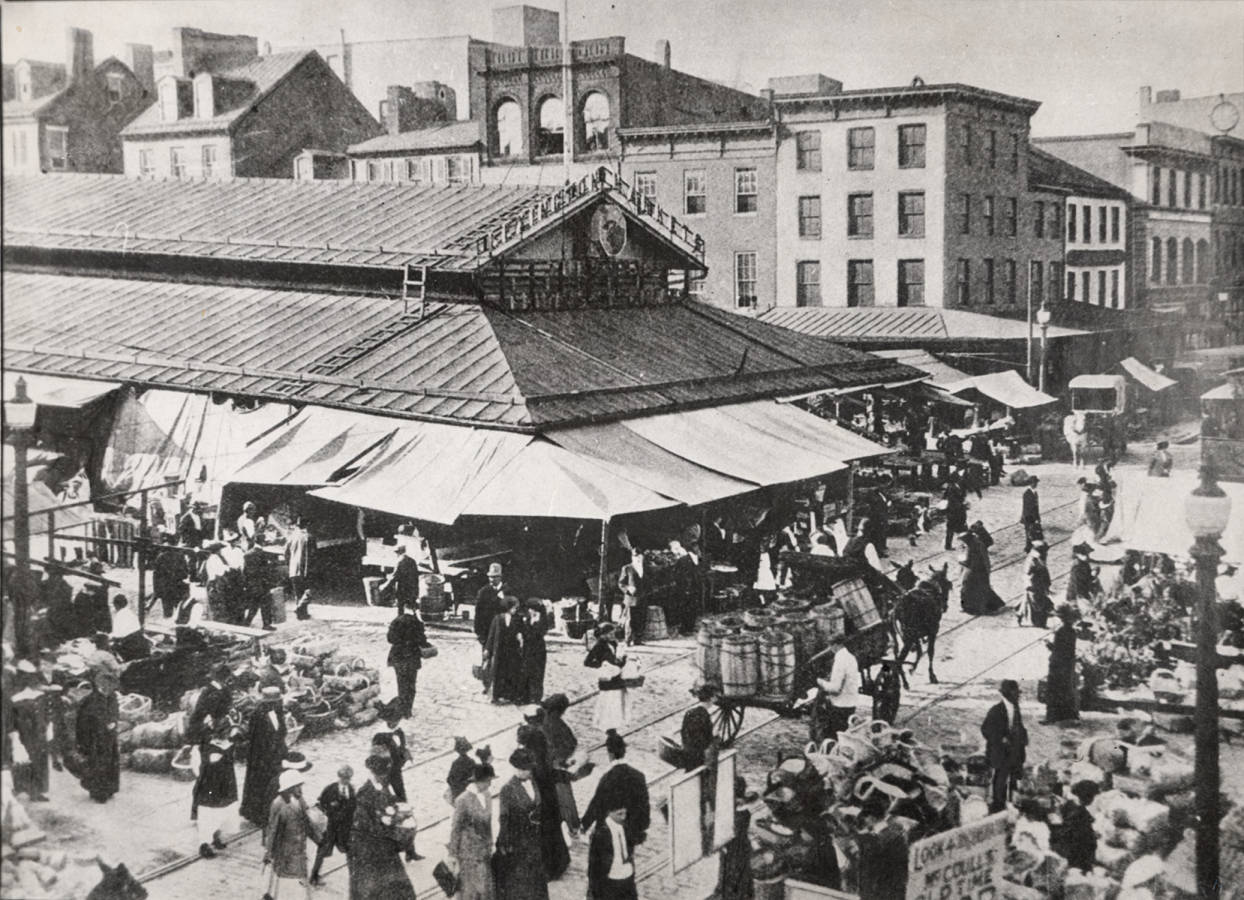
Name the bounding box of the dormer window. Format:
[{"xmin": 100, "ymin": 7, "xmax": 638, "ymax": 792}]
[
  {"xmin": 193, "ymin": 73, "xmax": 214, "ymax": 119},
  {"xmin": 159, "ymin": 80, "xmax": 179, "ymax": 121},
  {"xmin": 106, "ymin": 73, "xmax": 124, "ymax": 103},
  {"xmin": 19, "ymin": 74, "xmax": 31, "ymax": 101}
]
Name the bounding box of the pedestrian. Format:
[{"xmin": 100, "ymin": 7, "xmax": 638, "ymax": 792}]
[
  {"xmin": 10, "ymin": 675, "xmax": 51, "ymax": 803},
  {"xmin": 841, "ymin": 518, "xmax": 883, "ymax": 573},
  {"xmin": 178, "ymin": 500, "xmax": 208, "ymax": 549},
  {"xmin": 1148, "ymin": 441, "xmax": 1173, "ymax": 477},
  {"xmin": 371, "ymin": 700, "xmax": 414, "ymax": 812},
  {"xmin": 1020, "ymin": 475, "xmax": 1042, "ymax": 553},
  {"xmin": 958, "ymin": 529, "xmax": 1003, "ymax": 615},
  {"xmin": 42, "ymin": 564, "xmax": 76, "ymax": 644},
  {"xmin": 586, "ymin": 623, "xmax": 631, "ymax": 733},
  {"xmin": 495, "ymin": 748, "xmax": 550, "ymax": 900},
  {"xmin": 516, "ymin": 710, "xmax": 569, "ymax": 880},
  {"xmin": 677, "ymin": 684, "xmax": 715, "ymax": 771},
  {"xmin": 483, "ymin": 596, "xmax": 526, "ymax": 705},
  {"xmin": 285, "ymin": 517, "xmax": 314, "ymax": 621},
  {"xmin": 581, "ymin": 730, "xmax": 650, "ymax": 848},
  {"xmin": 942, "ymin": 476, "xmax": 968, "ymax": 552},
  {"xmin": 1019, "ymin": 541, "xmax": 1052, "ymax": 628},
  {"xmin": 241, "ymin": 541, "xmax": 275, "ymax": 630},
  {"xmin": 153, "ymin": 534, "xmax": 190, "ymax": 619},
  {"xmin": 1074, "ymin": 479, "xmax": 1100, "ymax": 545},
  {"xmin": 386, "ymin": 599, "xmax": 431, "ymax": 718},
  {"xmin": 74, "ymin": 658, "xmax": 121, "ymax": 803},
  {"xmin": 383, "ymin": 543, "xmax": 421, "ymax": 612},
  {"xmin": 810, "ymin": 635, "xmax": 860, "ymax": 745},
  {"xmin": 717, "ymin": 776, "xmax": 755, "ymax": 900},
  {"xmin": 980, "ymin": 679, "xmax": 1027, "ymax": 814},
  {"xmin": 473, "ymin": 563, "xmax": 506, "ymax": 647},
  {"xmin": 240, "ymin": 686, "xmax": 288, "ymax": 825},
  {"xmin": 188, "ymin": 663, "xmax": 233, "ymax": 746},
  {"xmin": 1043, "ymin": 604, "xmax": 1081, "ymax": 724},
  {"xmin": 237, "ymin": 501, "xmax": 260, "ymax": 550},
  {"xmin": 447, "ymin": 762, "xmax": 497, "ymax": 900},
  {"xmin": 263, "ymin": 769, "xmax": 315, "ymax": 900},
  {"xmin": 309, "ymin": 765, "xmax": 356, "ymax": 886},
  {"xmin": 867, "ymin": 489, "xmax": 891, "ymax": 556},
  {"xmin": 347, "ymin": 753, "xmax": 416, "ymax": 900},
  {"xmin": 191, "ymin": 720, "xmax": 239, "ymax": 859},
  {"xmin": 854, "ymin": 792, "xmax": 909, "ymax": 900},
  {"xmin": 1050, "ymin": 780, "xmax": 1099, "ymax": 874},
  {"xmin": 541, "ymin": 693, "xmax": 582, "ymax": 831},
  {"xmin": 446, "ymin": 736, "xmax": 475, "ymax": 804},
  {"xmin": 587, "ymin": 801, "xmax": 638, "ymax": 900},
  {"xmin": 1066, "ymin": 542, "xmax": 1096, "ymax": 605},
  {"xmin": 205, "ymin": 535, "xmax": 245, "ymax": 623},
  {"xmin": 618, "ymin": 549, "xmax": 645, "ymax": 646},
  {"xmin": 522, "ymin": 599, "xmax": 551, "ymax": 704}
]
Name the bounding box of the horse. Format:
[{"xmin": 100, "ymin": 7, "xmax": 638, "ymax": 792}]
[
  {"xmin": 1063, "ymin": 411, "xmax": 1088, "ymax": 469},
  {"xmin": 892, "ymin": 562, "xmax": 952, "ymax": 684}
]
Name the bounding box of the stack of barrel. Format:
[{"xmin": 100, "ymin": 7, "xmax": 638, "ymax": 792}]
[{"xmin": 694, "ymin": 598, "xmax": 847, "ymax": 699}]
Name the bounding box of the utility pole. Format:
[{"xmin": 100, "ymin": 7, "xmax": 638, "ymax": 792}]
[{"xmin": 561, "ymin": 0, "xmax": 573, "ymax": 184}]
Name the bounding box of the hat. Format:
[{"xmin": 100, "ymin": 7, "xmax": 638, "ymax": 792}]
[
  {"xmin": 378, "ymin": 698, "xmax": 404, "ymax": 723},
  {"xmin": 488, "ymin": 563, "xmax": 504, "ymax": 577},
  {"xmin": 999, "ymin": 679, "xmax": 1021, "ymax": 700},
  {"xmin": 521, "ymin": 705, "xmax": 545, "ymax": 723},
  {"xmin": 1072, "ymin": 542, "xmax": 1093, "ymax": 556},
  {"xmin": 473, "ymin": 763, "xmax": 496, "ymax": 781},
  {"xmin": 278, "ymin": 770, "xmax": 304, "ymax": 793},
  {"xmin": 453, "ymin": 736, "xmax": 473, "ymax": 754},
  {"xmin": 509, "ymin": 748, "xmax": 535, "ymax": 771},
  {"xmin": 243, "ymin": 501, "xmax": 257, "ymax": 513},
  {"xmin": 691, "ymin": 683, "xmax": 715, "ymax": 701},
  {"xmin": 11, "ymin": 687, "xmax": 42, "ymax": 704},
  {"xmin": 501, "ymin": 596, "xmax": 520, "ymax": 612},
  {"xmin": 222, "ymin": 529, "xmax": 239, "ymax": 542},
  {"xmin": 282, "ymin": 751, "xmax": 312, "ymax": 772},
  {"xmin": 1156, "ymin": 440, "xmax": 1169, "ymax": 450},
  {"xmin": 261, "ymin": 686, "xmax": 282, "ymax": 699},
  {"xmin": 1028, "ymin": 475, "xmax": 1039, "ymax": 486},
  {"xmin": 542, "ymin": 693, "xmax": 570, "ymax": 716},
  {"xmin": 523, "ymin": 597, "xmax": 544, "ymax": 611},
  {"xmin": 365, "ymin": 753, "xmax": 392, "ymax": 777},
  {"xmin": 1030, "ymin": 539, "xmax": 1048, "ymax": 551},
  {"xmin": 16, "ymin": 659, "xmax": 37, "ymax": 674},
  {"xmin": 594, "ymin": 622, "xmax": 617, "ymax": 639},
  {"xmin": 1055, "ymin": 603, "xmax": 1080, "ymax": 622}
]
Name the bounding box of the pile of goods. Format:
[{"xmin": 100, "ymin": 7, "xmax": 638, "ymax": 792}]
[{"xmin": 1077, "ymin": 581, "xmax": 1194, "ymax": 694}]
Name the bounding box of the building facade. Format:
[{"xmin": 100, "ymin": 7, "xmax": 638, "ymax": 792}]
[
  {"xmin": 619, "ymin": 121, "xmax": 776, "ymax": 309},
  {"xmin": 3, "ymin": 28, "xmax": 152, "ymax": 175}
]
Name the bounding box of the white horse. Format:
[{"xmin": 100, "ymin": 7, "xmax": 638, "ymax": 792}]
[{"xmin": 1063, "ymin": 411, "xmax": 1088, "ymax": 468}]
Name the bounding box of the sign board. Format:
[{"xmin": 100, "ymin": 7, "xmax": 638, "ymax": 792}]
[
  {"xmin": 906, "ymin": 812, "xmax": 1009, "ymax": 900},
  {"xmin": 591, "ymin": 205, "xmax": 628, "ymax": 256},
  {"xmin": 668, "ymin": 766, "xmax": 704, "ymax": 875},
  {"xmin": 785, "ymin": 880, "xmax": 859, "ymax": 900},
  {"xmin": 711, "ymin": 749, "xmax": 737, "ymax": 851}
]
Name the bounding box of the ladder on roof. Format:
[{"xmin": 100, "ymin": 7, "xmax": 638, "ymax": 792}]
[
  {"xmin": 306, "ymin": 307, "xmax": 429, "ymax": 377},
  {"xmin": 403, "ymin": 263, "xmax": 427, "ymax": 316}
]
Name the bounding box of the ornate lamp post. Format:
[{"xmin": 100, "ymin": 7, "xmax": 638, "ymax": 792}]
[
  {"xmin": 1185, "ymin": 464, "xmax": 1232, "ymax": 897},
  {"xmin": 4, "ymin": 377, "xmax": 39, "ymax": 657},
  {"xmin": 1036, "ymin": 304, "xmax": 1052, "ymax": 394}
]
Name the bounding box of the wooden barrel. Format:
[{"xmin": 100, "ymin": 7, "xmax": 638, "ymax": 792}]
[
  {"xmin": 743, "ymin": 607, "xmax": 776, "ymax": 631},
  {"xmin": 720, "ymin": 633, "xmax": 759, "ymax": 698},
  {"xmin": 836, "ymin": 578, "xmax": 883, "ymax": 630},
  {"xmin": 696, "ymin": 621, "xmax": 726, "ymax": 685},
  {"xmin": 778, "ymin": 611, "xmax": 816, "ymax": 671},
  {"xmin": 810, "ymin": 602, "xmax": 845, "ymax": 651},
  {"xmin": 771, "ymin": 597, "xmax": 811, "ymax": 615},
  {"xmin": 758, "ymin": 629, "xmax": 795, "ymax": 696},
  {"xmin": 419, "ymin": 574, "xmax": 447, "ymax": 621},
  {"xmin": 642, "ymin": 605, "xmax": 669, "ymax": 641},
  {"xmin": 717, "ymin": 614, "xmax": 745, "ymax": 634}
]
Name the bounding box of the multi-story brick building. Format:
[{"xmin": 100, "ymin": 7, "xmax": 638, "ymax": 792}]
[
  {"xmin": 3, "ymin": 28, "xmax": 152, "ymax": 174},
  {"xmin": 121, "ymin": 28, "xmax": 380, "ymax": 180}
]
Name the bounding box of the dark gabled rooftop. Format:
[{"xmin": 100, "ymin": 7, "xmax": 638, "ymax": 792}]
[
  {"xmin": 1028, "ymin": 145, "xmax": 1134, "ymax": 201},
  {"xmin": 348, "ymin": 120, "xmax": 484, "ymax": 155}
]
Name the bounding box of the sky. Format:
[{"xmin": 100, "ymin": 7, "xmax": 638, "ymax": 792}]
[{"xmin": 3, "ymin": 0, "xmax": 1242, "ymax": 137}]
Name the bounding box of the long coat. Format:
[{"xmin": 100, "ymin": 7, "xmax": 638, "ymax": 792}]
[
  {"xmin": 1046, "ymin": 623, "xmax": 1079, "ymax": 722},
  {"xmin": 372, "ymin": 727, "xmax": 411, "ymax": 802},
  {"xmin": 981, "ymin": 701, "xmax": 1027, "ymax": 771},
  {"xmin": 240, "ymin": 701, "xmax": 287, "ymax": 824},
  {"xmin": 187, "ymin": 682, "xmax": 232, "ymax": 746},
  {"xmin": 265, "ymin": 794, "xmax": 311, "ymax": 879},
  {"xmin": 348, "ymin": 781, "xmax": 416, "ymax": 900},
  {"xmin": 718, "ymin": 807, "xmax": 754, "ymax": 900},
  {"xmin": 449, "ymin": 789, "xmax": 496, "ymax": 900},
  {"xmin": 474, "ymin": 584, "xmax": 504, "ymax": 644},
  {"xmin": 153, "ymin": 548, "xmax": 190, "ymax": 608},
  {"xmin": 959, "ymin": 535, "xmax": 1002, "ymax": 614},
  {"xmin": 679, "ymin": 705, "xmax": 713, "ymax": 771},
  {"xmin": 484, "ymin": 613, "xmax": 525, "ymax": 703},
  {"xmin": 75, "ymin": 689, "xmax": 120, "ymax": 802},
  {"xmin": 523, "ymin": 610, "xmax": 550, "ymax": 704},
  {"xmin": 587, "ymin": 820, "xmax": 638, "ymax": 900},
  {"xmin": 495, "ymin": 777, "xmax": 549, "ymax": 900},
  {"xmin": 518, "ymin": 727, "xmax": 569, "ymax": 879},
  {"xmin": 1066, "ymin": 559, "xmax": 1096, "ymax": 604},
  {"xmin": 193, "ymin": 739, "xmax": 238, "ymax": 810}
]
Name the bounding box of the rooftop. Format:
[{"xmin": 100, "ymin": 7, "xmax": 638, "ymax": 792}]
[
  {"xmin": 773, "ymin": 81, "xmax": 1040, "ymax": 115},
  {"xmin": 1027, "ymin": 146, "xmax": 1133, "ymax": 201},
  {"xmin": 348, "ymin": 120, "xmax": 483, "ymax": 155},
  {"xmin": 757, "ymin": 306, "xmax": 1085, "ymax": 344}
]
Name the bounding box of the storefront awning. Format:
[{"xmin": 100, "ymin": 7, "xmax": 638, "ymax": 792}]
[
  {"xmin": 1069, "ymin": 374, "xmax": 1126, "ymax": 391},
  {"xmin": 1202, "ymin": 382, "xmax": 1240, "ymax": 402},
  {"xmin": 1114, "ymin": 472, "xmax": 1244, "ymax": 564},
  {"xmin": 727, "ymin": 400, "xmax": 894, "ymax": 462},
  {"xmin": 232, "ymin": 408, "xmax": 401, "ymax": 487},
  {"xmin": 1118, "ymin": 357, "xmax": 1176, "ymax": 393},
  {"xmin": 3, "ymin": 372, "xmax": 118, "ymax": 408},
  {"xmin": 943, "ymin": 371, "xmax": 1057, "ymax": 409}
]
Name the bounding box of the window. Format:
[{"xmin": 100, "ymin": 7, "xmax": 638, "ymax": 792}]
[
  {"xmin": 982, "ymin": 195, "xmax": 994, "ymax": 236},
  {"xmin": 847, "ymin": 193, "xmax": 873, "ymax": 238},
  {"xmin": 796, "ymin": 130, "xmax": 822, "ymax": 171},
  {"xmin": 1111, "ymin": 207, "xmax": 1120, "ymax": 243},
  {"xmin": 1010, "ymin": 134, "xmax": 1020, "ymax": 173},
  {"xmin": 537, "ymin": 96, "xmax": 565, "ymax": 156},
  {"xmin": 1051, "ymin": 203, "xmax": 1061, "ymax": 237},
  {"xmin": 735, "ymin": 167, "xmax": 758, "ymax": 214},
  {"xmin": 366, "ymin": 159, "xmax": 384, "ymax": 181},
  {"xmin": 106, "ymin": 73, "xmax": 124, "ymax": 103},
  {"xmin": 898, "ymin": 124, "xmax": 926, "ymax": 168},
  {"xmin": 684, "ymin": 169, "xmax": 707, "ymax": 215},
  {"xmin": 1034, "ymin": 201, "xmax": 1045, "ymax": 238},
  {"xmin": 1004, "ymin": 197, "xmax": 1017, "ymax": 236},
  {"xmin": 963, "ymin": 123, "xmax": 973, "ymax": 164},
  {"xmin": 847, "ymin": 127, "xmax": 874, "ymax": 169},
  {"xmin": 45, "ymin": 126, "xmax": 68, "ymax": 170},
  {"xmin": 956, "ymin": 259, "xmax": 971, "ymax": 305},
  {"xmin": 796, "ymin": 261, "xmax": 822, "ymax": 307},
  {"xmin": 798, "ymin": 195, "xmax": 822, "ymax": 238},
  {"xmin": 898, "ymin": 191, "xmax": 925, "ymax": 237},
  {"xmin": 897, "ymin": 259, "xmax": 924, "ymax": 307},
  {"xmin": 1030, "ymin": 261, "xmax": 1044, "ymax": 307},
  {"xmin": 1197, "ymin": 239, "xmax": 1210, "ymax": 283},
  {"xmin": 984, "ymin": 258, "xmax": 996, "ymax": 304},
  {"xmin": 294, "ymin": 155, "xmax": 312, "ymax": 180},
  {"xmin": 1050, "ymin": 262, "xmax": 1062, "ymax": 303},
  {"xmin": 582, "ymin": 91, "xmax": 610, "ymax": 151},
  {"xmin": 138, "ymin": 148, "xmax": 154, "ymax": 177},
  {"xmin": 201, "ymin": 145, "xmax": 217, "ymax": 178},
  {"xmin": 446, "ymin": 156, "xmax": 470, "ymax": 185},
  {"xmin": 1182, "ymin": 237, "xmax": 1195, "ymax": 283},
  {"xmin": 1082, "ymin": 271, "xmax": 1091, "ymax": 303},
  {"xmin": 959, "ymin": 193, "xmax": 971, "ymax": 235},
  {"xmin": 170, "ymin": 146, "xmax": 187, "ymax": 179},
  {"xmin": 687, "ymin": 275, "xmax": 706, "ymax": 298},
  {"xmin": 159, "ymin": 81, "xmax": 178, "ymax": 121},
  {"xmin": 1067, "ymin": 203, "xmax": 1076, "ymax": 243},
  {"xmin": 1167, "ymin": 168, "xmax": 1177, "ymax": 207},
  {"xmin": 1067, "ymin": 268, "xmax": 1076, "ymax": 301},
  {"xmin": 1184, "ymin": 170, "xmax": 1192, "ymax": 208},
  {"xmin": 634, "ymin": 171, "xmax": 657, "ymax": 200},
  {"xmin": 1004, "ymin": 259, "xmax": 1017, "ymax": 304},
  {"xmin": 406, "ymin": 158, "xmax": 426, "ymax": 185},
  {"xmin": 1166, "ymin": 237, "xmax": 1178, "ymax": 284},
  {"xmin": 1199, "ymin": 173, "xmax": 1208, "ymax": 209},
  {"xmin": 1111, "ymin": 270, "xmax": 1120, "ymax": 308},
  {"xmin": 735, "ymin": 252, "xmax": 757, "ymax": 307},
  {"xmin": 1099, "ymin": 206, "xmax": 1107, "ymax": 243},
  {"xmin": 1152, "ymin": 167, "xmax": 1162, "ymax": 205},
  {"xmin": 1151, "ymin": 237, "xmax": 1162, "ymax": 282},
  {"xmin": 1082, "ymin": 204, "xmax": 1091, "ymax": 243},
  {"xmin": 1098, "ymin": 271, "xmax": 1107, "ymax": 306},
  {"xmin": 986, "ymin": 130, "xmax": 997, "ymax": 168},
  {"xmin": 495, "ymin": 100, "xmax": 522, "ymax": 156},
  {"xmin": 847, "ymin": 260, "xmax": 874, "ymax": 307}
]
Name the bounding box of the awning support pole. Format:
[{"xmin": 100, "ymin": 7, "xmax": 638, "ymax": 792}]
[
  {"xmin": 137, "ymin": 487, "xmax": 148, "ymax": 627},
  {"xmin": 846, "ymin": 463, "xmax": 856, "ymax": 536},
  {"xmin": 597, "ymin": 518, "xmax": 610, "ymax": 622}
]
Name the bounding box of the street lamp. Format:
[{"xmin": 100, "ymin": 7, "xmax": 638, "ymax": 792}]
[
  {"xmin": 4, "ymin": 377, "xmax": 39, "ymax": 658},
  {"xmin": 1185, "ymin": 464, "xmax": 1232, "ymax": 898},
  {"xmin": 1036, "ymin": 304, "xmax": 1052, "ymax": 394}
]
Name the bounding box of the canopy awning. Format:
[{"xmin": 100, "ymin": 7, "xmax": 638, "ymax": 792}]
[
  {"xmin": 1119, "ymin": 357, "xmax": 1176, "ymax": 393},
  {"xmin": 1202, "ymin": 382, "xmax": 1241, "ymax": 402},
  {"xmin": 3, "ymin": 372, "xmax": 118, "ymax": 408},
  {"xmin": 944, "ymin": 370, "xmax": 1057, "ymax": 409},
  {"xmin": 1069, "ymin": 374, "xmax": 1126, "ymax": 391},
  {"xmin": 232, "ymin": 408, "xmax": 401, "ymax": 487},
  {"xmin": 733, "ymin": 400, "xmax": 894, "ymax": 462},
  {"xmin": 1114, "ymin": 471, "xmax": 1244, "ymax": 564},
  {"xmin": 3, "ymin": 477, "xmax": 95, "ymax": 542},
  {"xmin": 871, "ymin": 349, "xmax": 973, "ymax": 386}
]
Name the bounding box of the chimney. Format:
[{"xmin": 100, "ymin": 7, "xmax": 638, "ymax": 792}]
[
  {"xmin": 382, "ymin": 84, "xmax": 454, "ymax": 134},
  {"xmin": 1139, "ymin": 85, "xmax": 1152, "ymax": 110},
  {"xmin": 66, "ymin": 27, "xmax": 94, "ymax": 86},
  {"xmin": 125, "ymin": 43, "xmax": 155, "ymax": 93},
  {"xmin": 1155, "ymin": 89, "xmax": 1181, "ymax": 103},
  {"xmin": 655, "ymin": 39, "xmax": 671, "ymax": 68},
  {"xmin": 493, "ymin": 5, "xmax": 560, "ymax": 46}
]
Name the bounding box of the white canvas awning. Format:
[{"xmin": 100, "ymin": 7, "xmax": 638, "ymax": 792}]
[
  {"xmin": 1119, "ymin": 357, "xmax": 1176, "ymax": 393},
  {"xmin": 944, "ymin": 370, "xmax": 1057, "ymax": 409},
  {"xmin": 1114, "ymin": 471, "xmax": 1244, "ymax": 564},
  {"xmin": 3, "ymin": 372, "xmax": 119, "ymax": 408}
]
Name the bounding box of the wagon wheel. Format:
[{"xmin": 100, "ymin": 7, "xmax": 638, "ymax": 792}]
[
  {"xmin": 871, "ymin": 662, "xmax": 902, "ymax": 724},
  {"xmin": 711, "ymin": 700, "xmax": 745, "ymax": 747}
]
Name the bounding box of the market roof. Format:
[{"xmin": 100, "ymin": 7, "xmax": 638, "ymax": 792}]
[
  {"xmin": 756, "ymin": 306, "xmax": 1085, "ymax": 344},
  {"xmin": 871, "ymin": 349, "xmax": 973, "ymax": 386},
  {"xmin": 347, "ymin": 120, "xmax": 483, "ymax": 155},
  {"xmin": 1027, "ymin": 146, "xmax": 1134, "ymax": 201},
  {"xmin": 3, "ymin": 270, "xmax": 920, "ymax": 431}
]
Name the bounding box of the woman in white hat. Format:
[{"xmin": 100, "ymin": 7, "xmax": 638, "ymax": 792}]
[{"xmin": 263, "ymin": 768, "xmax": 314, "ymax": 900}]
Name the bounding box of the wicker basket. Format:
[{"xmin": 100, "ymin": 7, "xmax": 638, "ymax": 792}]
[{"xmin": 565, "ymin": 616, "xmax": 596, "ymax": 640}]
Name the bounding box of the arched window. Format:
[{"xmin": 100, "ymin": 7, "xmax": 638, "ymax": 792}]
[
  {"xmin": 1151, "ymin": 237, "xmax": 1162, "ymax": 283},
  {"xmin": 494, "ymin": 100, "xmax": 522, "ymax": 157},
  {"xmin": 537, "ymin": 96, "xmax": 564, "ymax": 156},
  {"xmin": 1196, "ymin": 239, "xmax": 1210, "ymax": 283},
  {"xmin": 1182, "ymin": 238, "xmax": 1194, "ymax": 283},
  {"xmin": 1166, "ymin": 237, "xmax": 1178, "ymax": 284},
  {"xmin": 582, "ymin": 92, "xmax": 610, "ymax": 151}
]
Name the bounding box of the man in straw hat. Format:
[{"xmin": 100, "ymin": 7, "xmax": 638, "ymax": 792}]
[
  {"xmin": 263, "ymin": 768, "xmax": 316, "ymax": 900},
  {"xmin": 473, "ymin": 562, "xmax": 507, "ymax": 647}
]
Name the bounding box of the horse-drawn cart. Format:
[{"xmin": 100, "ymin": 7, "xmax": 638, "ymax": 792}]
[{"xmin": 696, "ymin": 554, "xmax": 905, "ymax": 747}]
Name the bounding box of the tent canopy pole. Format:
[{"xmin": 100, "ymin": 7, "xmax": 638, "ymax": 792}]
[{"xmin": 597, "ymin": 518, "xmax": 610, "ymax": 622}]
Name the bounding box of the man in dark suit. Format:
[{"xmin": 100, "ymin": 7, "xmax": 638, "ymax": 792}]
[
  {"xmin": 387, "ymin": 600, "xmax": 431, "ymax": 717},
  {"xmin": 188, "ymin": 664, "xmax": 233, "ymax": 746},
  {"xmin": 581, "ymin": 730, "xmax": 650, "ymax": 846},
  {"xmin": 483, "ymin": 596, "xmax": 525, "ymax": 704},
  {"xmin": 587, "ymin": 803, "xmax": 638, "ymax": 900},
  {"xmin": 980, "ymin": 679, "xmax": 1027, "ymax": 813},
  {"xmin": 310, "ymin": 764, "xmax": 356, "ymax": 885},
  {"xmin": 1021, "ymin": 475, "xmax": 1042, "ymax": 553},
  {"xmin": 678, "ymin": 685, "xmax": 715, "ymax": 771},
  {"xmin": 473, "ymin": 562, "xmax": 506, "ymax": 646},
  {"xmin": 385, "ymin": 544, "xmax": 422, "ymax": 611},
  {"xmin": 178, "ymin": 502, "xmax": 208, "ymax": 550}
]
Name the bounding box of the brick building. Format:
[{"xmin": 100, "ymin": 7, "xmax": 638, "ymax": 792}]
[
  {"xmin": 121, "ymin": 28, "xmax": 379, "ymax": 180},
  {"xmin": 3, "ymin": 28, "xmax": 152, "ymax": 174}
]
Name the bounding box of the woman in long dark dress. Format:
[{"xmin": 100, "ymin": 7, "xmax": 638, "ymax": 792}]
[
  {"xmin": 348, "ymin": 753, "xmax": 416, "ymax": 900},
  {"xmin": 239, "ymin": 687, "xmax": 287, "ymax": 825},
  {"xmin": 494, "ymin": 748, "xmax": 550, "ymax": 900},
  {"xmin": 517, "ymin": 712, "xmax": 569, "ymax": 879},
  {"xmin": 75, "ymin": 665, "xmax": 121, "ymax": 803},
  {"xmin": 1044, "ymin": 605, "xmax": 1081, "ymax": 724},
  {"xmin": 541, "ymin": 693, "xmax": 582, "ymax": 832},
  {"xmin": 522, "ymin": 600, "xmax": 550, "ymax": 704},
  {"xmin": 958, "ymin": 530, "xmax": 1003, "ymax": 615}
]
